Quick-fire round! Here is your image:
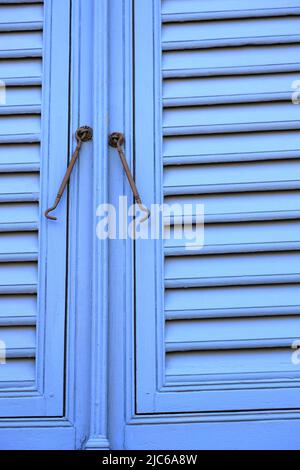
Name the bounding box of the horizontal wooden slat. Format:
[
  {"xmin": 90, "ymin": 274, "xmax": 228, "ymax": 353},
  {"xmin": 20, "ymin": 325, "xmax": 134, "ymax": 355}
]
[
  {"xmin": 166, "ymin": 237, "xmax": 300, "ymax": 260},
  {"xmin": 163, "ymin": 44, "xmax": 300, "ymax": 77},
  {"xmin": 166, "ymin": 348, "xmax": 298, "ymax": 377},
  {"xmin": 0, "ymin": 85, "xmax": 42, "ymax": 116},
  {"xmin": 167, "ymin": 220, "xmax": 300, "ymax": 248},
  {"xmin": 163, "ymin": 102, "xmax": 300, "ymax": 136},
  {"xmin": 166, "ymin": 219, "xmax": 300, "ymax": 257},
  {"xmin": 164, "ymin": 160, "xmax": 300, "ymax": 195},
  {"xmin": 164, "ymin": 152, "xmax": 300, "ymax": 166},
  {"xmin": 2, "ymin": 77, "xmax": 42, "ymax": 86},
  {"xmin": 0, "ymin": 253, "xmax": 38, "ymax": 262},
  {"xmin": 0, "ymin": 58, "xmax": 42, "ymax": 79},
  {"xmin": 0, "ymin": 49, "xmax": 42, "ymax": 59},
  {"xmin": 162, "ymin": 10, "xmax": 300, "ymax": 23},
  {"xmin": 0, "ymin": 326, "xmax": 35, "ymax": 350},
  {"xmin": 166, "ymin": 306, "xmax": 300, "ymax": 321},
  {"xmin": 165, "ymin": 183, "xmax": 300, "ymax": 197},
  {"xmin": 164, "ymin": 121, "xmax": 300, "ymax": 136},
  {"xmin": 165, "ymin": 243, "xmax": 300, "ymax": 257},
  {"xmin": 0, "ymin": 202, "xmax": 38, "ymax": 226},
  {"xmin": 0, "ymin": 1, "xmax": 43, "ymax": 4},
  {"xmin": 164, "ymin": 101, "xmax": 300, "ymax": 127},
  {"xmin": 165, "ymin": 252, "xmax": 300, "ymax": 288},
  {"xmin": 165, "ymin": 274, "xmax": 300, "ymax": 289},
  {"xmin": 0, "ymin": 2, "xmax": 43, "ymax": 32},
  {"xmin": 162, "ymin": 17, "xmax": 300, "ymax": 50},
  {"xmin": 0, "ymin": 143, "xmax": 40, "ymax": 166},
  {"xmin": 162, "ymin": 0, "xmax": 300, "ymax": 21},
  {"xmin": 165, "ymin": 284, "xmax": 300, "ymax": 317},
  {"xmin": 163, "ymin": 73, "xmax": 299, "ymax": 108},
  {"xmin": 0, "ymin": 285, "xmax": 37, "ymax": 295},
  {"xmin": 0, "ymin": 232, "xmax": 38, "ymax": 263},
  {"xmin": 0, "ymin": 358, "xmax": 35, "ymax": 382},
  {"xmin": 0, "ymin": 22, "xmax": 42, "ymax": 32},
  {"xmin": 166, "ymin": 338, "xmax": 294, "ymax": 352},
  {"xmin": 0, "ymin": 163, "xmax": 40, "ymax": 173},
  {"xmin": 0, "ymin": 195, "xmax": 39, "ymax": 204},
  {"xmin": 0, "ymin": 316, "xmax": 35, "ymax": 327},
  {"xmin": 0, "ymin": 232, "xmax": 38, "ymax": 251},
  {"xmin": 0, "ymin": 223, "xmax": 38, "ymax": 233},
  {"xmin": 0, "ymin": 30, "xmax": 42, "ymax": 54},
  {"xmin": 0, "ymin": 105, "xmax": 41, "ymax": 115},
  {"xmin": 163, "ymin": 10, "xmax": 300, "ymax": 23},
  {"xmin": 0, "ymin": 115, "xmax": 40, "ymax": 136},
  {"xmin": 0, "ymin": 262, "xmax": 37, "ymax": 288},
  {"xmin": 0, "ymin": 294, "xmax": 36, "ymax": 318},
  {"xmin": 164, "ymin": 35, "xmax": 300, "ymax": 51},
  {"xmin": 171, "ymin": 212, "xmax": 300, "ymax": 227},
  {"xmin": 165, "ymin": 190, "xmax": 300, "ymax": 224},
  {"xmin": 164, "ymin": 91, "xmax": 292, "ymax": 108},
  {"xmin": 163, "ymin": 131, "xmax": 300, "ymax": 165},
  {"xmin": 164, "ymin": 64, "xmax": 300, "ymax": 79},
  {"xmin": 4, "ymin": 348, "xmax": 35, "ymax": 359},
  {"xmin": 166, "ymin": 316, "xmax": 300, "ymax": 345},
  {"xmin": 3, "ymin": 85, "xmax": 41, "ymax": 106},
  {"xmin": 0, "ymin": 3, "xmax": 43, "ymax": 22},
  {"xmin": 166, "ymin": 371, "xmax": 300, "ymax": 385},
  {"xmin": 0, "ymin": 134, "xmax": 40, "ymax": 144},
  {"xmin": 0, "ymin": 173, "xmax": 39, "ymax": 205}
]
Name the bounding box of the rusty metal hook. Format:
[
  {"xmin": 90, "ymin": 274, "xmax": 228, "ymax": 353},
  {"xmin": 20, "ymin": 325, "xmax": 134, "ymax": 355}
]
[
  {"xmin": 45, "ymin": 126, "xmax": 93, "ymax": 221},
  {"xmin": 109, "ymin": 132, "xmax": 150, "ymax": 223}
]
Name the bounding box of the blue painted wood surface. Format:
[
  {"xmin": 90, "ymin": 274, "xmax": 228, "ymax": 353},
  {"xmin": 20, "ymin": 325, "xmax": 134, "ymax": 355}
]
[
  {"xmin": 105, "ymin": 0, "xmax": 300, "ymax": 451},
  {"xmin": 0, "ymin": 0, "xmax": 70, "ymax": 418},
  {"xmin": 134, "ymin": 0, "xmax": 300, "ymax": 426},
  {"xmin": 2, "ymin": 0, "xmax": 300, "ymax": 450},
  {"xmin": 0, "ymin": 0, "xmax": 109, "ymax": 450}
]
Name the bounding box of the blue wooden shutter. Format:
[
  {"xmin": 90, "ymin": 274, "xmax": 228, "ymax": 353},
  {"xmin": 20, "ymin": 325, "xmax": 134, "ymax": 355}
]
[
  {"xmin": 0, "ymin": 0, "xmax": 70, "ymax": 417},
  {"xmin": 135, "ymin": 0, "xmax": 300, "ymax": 413}
]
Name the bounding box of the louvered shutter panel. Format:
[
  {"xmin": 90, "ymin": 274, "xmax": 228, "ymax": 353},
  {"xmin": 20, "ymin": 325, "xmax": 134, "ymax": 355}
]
[
  {"xmin": 0, "ymin": 0, "xmax": 70, "ymax": 417},
  {"xmin": 135, "ymin": 0, "xmax": 300, "ymax": 413}
]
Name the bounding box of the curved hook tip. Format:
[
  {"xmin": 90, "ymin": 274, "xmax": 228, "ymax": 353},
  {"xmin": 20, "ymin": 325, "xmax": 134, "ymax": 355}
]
[
  {"xmin": 140, "ymin": 207, "xmax": 151, "ymax": 223},
  {"xmin": 44, "ymin": 209, "xmax": 57, "ymax": 221}
]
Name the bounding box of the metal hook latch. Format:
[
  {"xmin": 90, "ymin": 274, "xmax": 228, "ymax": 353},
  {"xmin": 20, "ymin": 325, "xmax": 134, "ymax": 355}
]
[
  {"xmin": 45, "ymin": 126, "xmax": 93, "ymax": 221},
  {"xmin": 109, "ymin": 132, "xmax": 150, "ymax": 223}
]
